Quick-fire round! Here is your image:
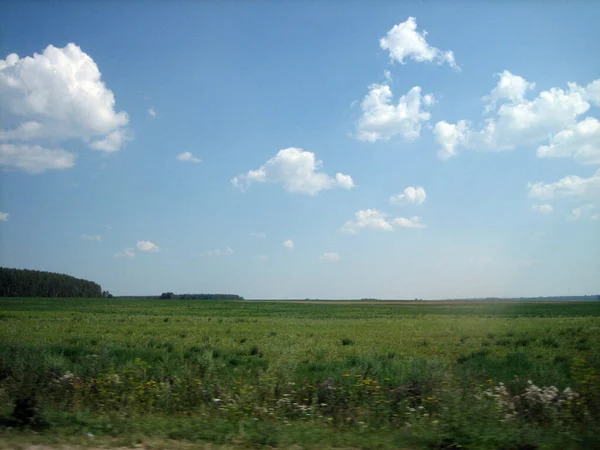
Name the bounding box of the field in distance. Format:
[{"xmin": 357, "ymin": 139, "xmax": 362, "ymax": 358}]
[{"xmin": 0, "ymin": 298, "xmax": 599, "ymax": 449}]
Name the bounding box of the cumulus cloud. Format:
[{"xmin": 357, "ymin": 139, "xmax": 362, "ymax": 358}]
[
  {"xmin": 341, "ymin": 209, "xmax": 426, "ymax": 234},
  {"xmin": 176, "ymin": 152, "xmax": 202, "ymax": 163},
  {"xmin": 136, "ymin": 240, "xmax": 159, "ymax": 253},
  {"xmin": 320, "ymin": 252, "xmax": 340, "ymax": 262},
  {"xmin": 148, "ymin": 107, "xmax": 157, "ymax": 118},
  {"xmin": 81, "ymin": 234, "xmax": 102, "ymax": 242},
  {"xmin": 536, "ymin": 117, "xmax": 600, "ymax": 166},
  {"xmin": 335, "ymin": 173, "xmax": 355, "ymax": 189},
  {"xmin": 591, "ymin": 213, "xmax": 600, "ymax": 220},
  {"xmin": 89, "ymin": 129, "xmax": 132, "ymax": 153},
  {"xmin": 0, "ymin": 212, "xmax": 8, "ymax": 221},
  {"xmin": 251, "ymin": 232, "xmax": 266, "ymax": 238},
  {"xmin": 0, "ymin": 43, "xmax": 130, "ymax": 173},
  {"xmin": 114, "ymin": 248, "xmax": 135, "ymax": 259},
  {"xmin": 393, "ymin": 216, "xmax": 426, "ymax": 228},
  {"xmin": 483, "ymin": 70, "xmax": 536, "ymax": 113},
  {"xmin": 434, "ymin": 72, "xmax": 599, "ymax": 160},
  {"xmin": 390, "ymin": 186, "xmax": 427, "ymax": 205},
  {"xmin": 434, "ymin": 120, "xmax": 470, "ymax": 160},
  {"xmin": 355, "ymin": 83, "xmax": 433, "ymax": 142},
  {"xmin": 283, "ymin": 239, "xmax": 294, "ymax": 250},
  {"xmin": 379, "ymin": 17, "xmax": 457, "ymax": 68},
  {"xmin": 569, "ymin": 79, "xmax": 600, "ymax": 107},
  {"xmin": 232, "ymin": 148, "xmax": 354, "ymax": 195},
  {"xmin": 0, "ymin": 143, "xmax": 75, "ymax": 174},
  {"xmin": 530, "ymin": 204, "xmax": 553, "ymax": 214},
  {"xmin": 203, "ymin": 247, "xmax": 234, "ymax": 257},
  {"xmin": 567, "ymin": 204, "xmax": 595, "ymax": 221},
  {"xmin": 527, "ymin": 169, "xmax": 600, "ymax": 201},
  {"xmin": 341, "ymin": 209, "xmax": 394, "ymax": 234},
  {"xmin": 255, "ymin": 254, "xmax": 268, "ymax": 261}
]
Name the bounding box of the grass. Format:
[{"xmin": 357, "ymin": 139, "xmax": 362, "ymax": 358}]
[{"xmin": 0, "ymin": 298, "xmax": 599, "ymax": 449}]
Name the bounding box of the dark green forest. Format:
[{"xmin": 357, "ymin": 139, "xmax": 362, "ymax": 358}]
[
  {"xmin": 0, "ymin": 267, "xmax": 103, "ymax": 298},
  {"xmin": 159, "ymin": 292, "xmax": 244, "ymax": 300}
]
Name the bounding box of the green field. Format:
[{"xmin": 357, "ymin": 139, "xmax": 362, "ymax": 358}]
[{"xmin": 1, "ymin": 298, "xmax": 599, "ymax": 449}]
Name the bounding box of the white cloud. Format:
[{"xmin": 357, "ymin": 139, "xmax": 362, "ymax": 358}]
[
  {"xmin": 335, "ymin": 173, "xmax": 355, "ymax": 189},
  {"xmin": 390, "ymin": 186, "xmax": 427, "ymax": 205},
  {"xmin": 0, "ymin": 43, "xmax": 130, "ymax": 172},
  {"xmin": 0, "ymin": 212, "xmax": 8, "ymax": 222},
  {"xmin": 105, "ymin": 224, "xmax": 112, "ymax": 230},
  {"xmin": 567, "ymin": 204, "xmax": 595, "ymax": 221},
  {"xmin": 0, "ymin": 143, "xmax": 76, "ymax": 173},
  {"xmin": 251, "ymin": 232, "xmax": 266, "ymax": 238},
  {"xmin": 434, "ymin": 120, "xmax": 470, "ymax": 160},
  {"xmin": 255, "ymin": 254, "xmax": 268, "ymax": 262},
  {"xmin": 569, "ymin": 79, "xmax": 600, "ymax": 107},
  {"xmin": 148, "ymin": 107, "xmax": 157, "ymax": 118},
  {"xmin": 114, "ymin": 248, "xmax": 135, "ymax": 259},
  {"xmin": 591, "ymin": 213, "xmax": 600, "ymax": 220},
  {"xmin": 342, "ymin": 209, "xmax": 427, "ymax": 233},
  {"xmin": 434, "ymin": 73, "xmax": 599, "ymax": 160},
  {"xmin": 232, "ymin": 147, "xmax": 354, "ymax": 195},
  {"xmin": 176, "ymin": 152, "xmax": 202, "ymax": 163},
  {"xmin": 393, "ymin": 216, "xmax": 426, "ymax": 228},
  {"xmin": 483, "ymin": 70, "xmax": 536, "ymax": 113},
  {"xmin": 81, "ymin": 234, "xmax": 102, "ymax": 242},
  {"xmin": 283, "ymin": 239, "xmax": 294, "ymax": 250},
  {"xmin": 136, "ymin": 240, "xmax": 159, "ymax": 253},
  {"xmin": 203, "ymin": 247, "xmax": 234, "ymax": 257},
  {"xmin": 89, "ymin": 129, "xmax": 132, "ymax": 153},
  {"xmin": 536, "ymin": 117, "xmax": 600, "ymax": 166},
  {"xmin": 379, "ymin": 17, "xmax": 457, "ymax": 68},
  {"xmin": 319, "ymin": 252, "xmax": 340, "ymax": 262},
  {"xmin": 530, "ymin": 204, "xmax": 553, "ymax": 214},
  {"xmin": 355, "ymin": 83, "xmax": 433, "ymax": 142},
  {"xmin": 527, "ymin": 169, "xmax": 600, "ymax": 201},
  {"xmin": 383, "ymin": 70, "xmax": 393, "ymax": 83},
  {"xmin": 341, "ymin": 209, "xmax": 394, "ymax": 234}
]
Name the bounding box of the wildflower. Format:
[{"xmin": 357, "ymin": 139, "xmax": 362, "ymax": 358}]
[{"xmin": 562, "ymin": 387, "xmax": 578, "ymax": 401}]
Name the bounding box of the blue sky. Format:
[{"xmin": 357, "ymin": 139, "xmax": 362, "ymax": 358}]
[{"xmin": 0, "ymin": 1, "xmax": 599, "ymax": 299}]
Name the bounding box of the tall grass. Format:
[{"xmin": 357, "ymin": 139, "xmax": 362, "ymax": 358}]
[{"xmin": 0, "ymin": 298, "xmax": 599, "ymax": 448}]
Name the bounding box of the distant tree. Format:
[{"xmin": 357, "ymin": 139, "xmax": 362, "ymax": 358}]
[
  {"xmin": 0, "ymin": 267, "xmax": 102, "ymax": 298},
  {"xmin": 159, "ymin": 292, "xmax": 243, "ymax": 300}
]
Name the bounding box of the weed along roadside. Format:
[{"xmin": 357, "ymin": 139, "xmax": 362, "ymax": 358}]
[{"xmin": 1, "ymin": 298, "xmax": 599, "ymax": 448}]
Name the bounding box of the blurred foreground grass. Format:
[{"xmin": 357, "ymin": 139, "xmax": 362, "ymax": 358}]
[{"xmin": 1, "ymin": 298, "xmax": 599, "ymax": 449}]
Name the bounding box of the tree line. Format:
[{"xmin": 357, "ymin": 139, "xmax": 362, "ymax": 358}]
[
  {"xmin": 0, "ymin": 267, "xmax": 103, "ymax": 298},
  {"xmin": 159, "ymin": 292, "xmax": 244, "ymax": 300}
]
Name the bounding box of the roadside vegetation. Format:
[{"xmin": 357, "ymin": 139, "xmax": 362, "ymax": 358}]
[{"xmin": 1, "ymin": 298, "xmax": 599, "ymax": 449}]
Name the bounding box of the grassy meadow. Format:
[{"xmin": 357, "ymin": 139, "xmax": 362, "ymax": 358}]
[{"xmin": 0, "ymin": 298, "xmax": 599, "ymax": 449}]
